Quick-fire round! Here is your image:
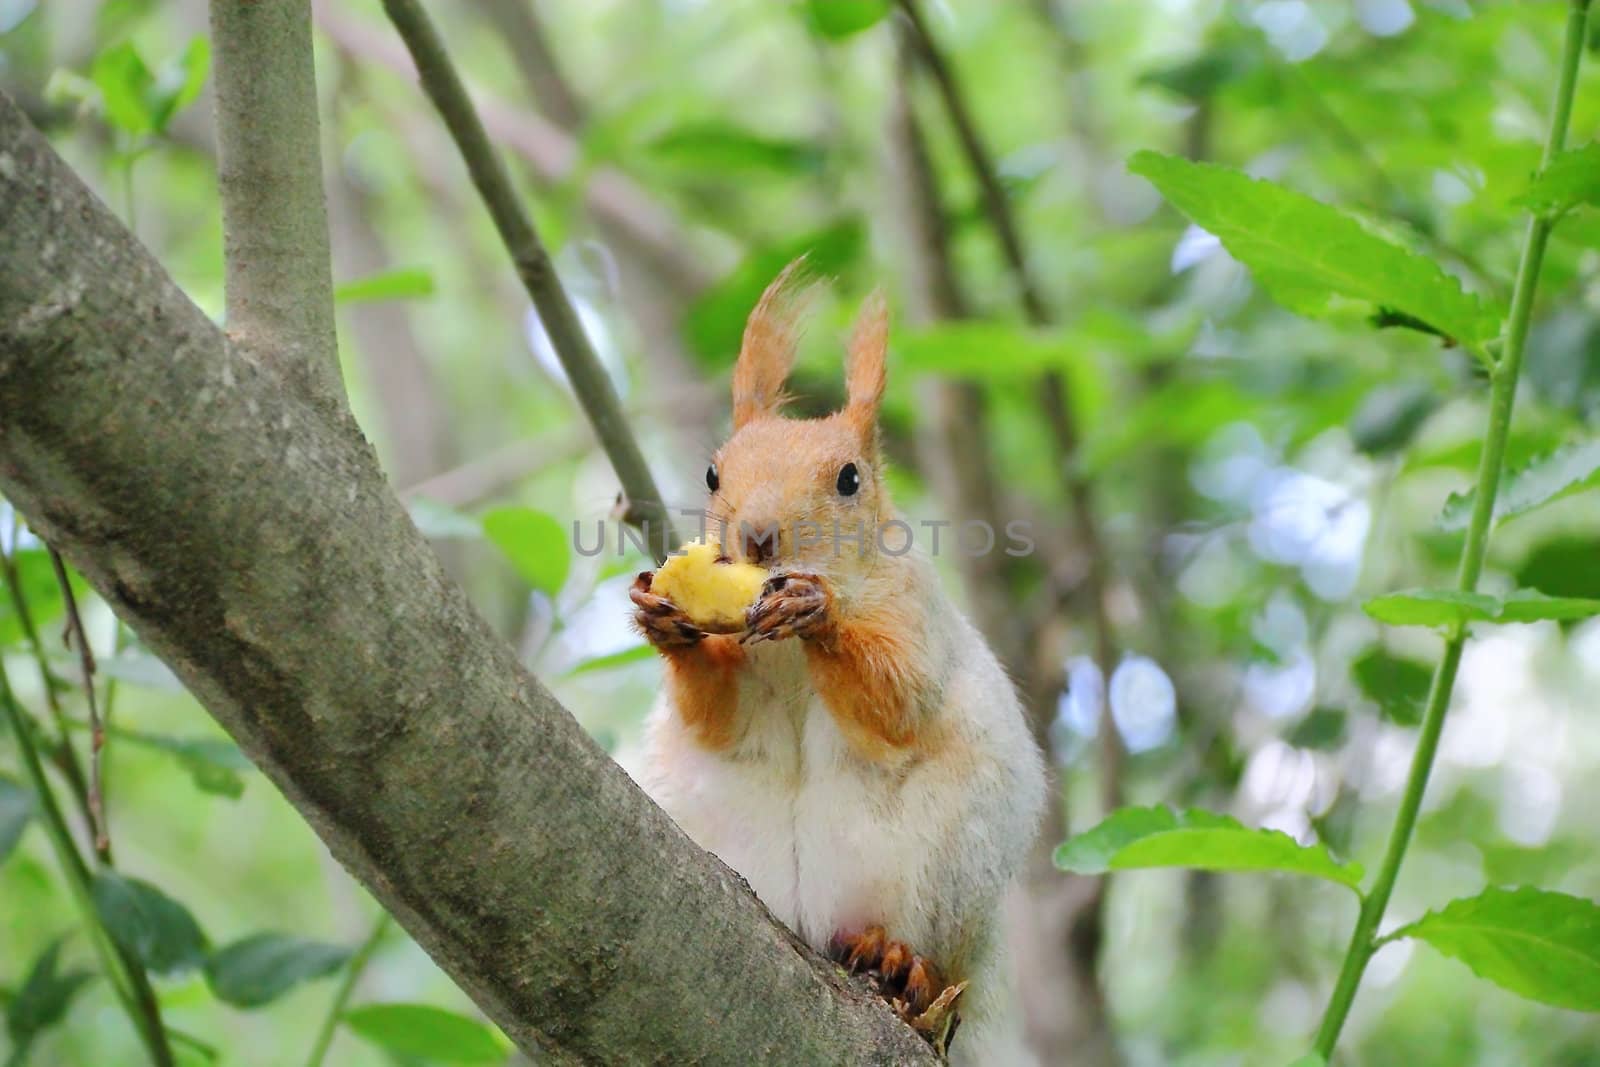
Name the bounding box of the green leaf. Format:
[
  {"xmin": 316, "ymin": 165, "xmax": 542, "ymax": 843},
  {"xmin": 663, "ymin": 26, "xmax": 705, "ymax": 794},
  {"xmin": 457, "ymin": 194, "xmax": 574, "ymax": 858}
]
[
  {"xmin": 342, "ymin": 1003, "xmax": 507, "ymax": 1062},
  {"xmin": 90, "ymin": 41, "xmax": 156, "ymax": 136},
  {"xmin": 1128, "ymin": 151, "xmax": 1503, "ymax": 346},
  {"xmin": 1286, "ymin": 1056, "xmax": 1327, "ymax": 1067},
  {"xmin": 1363, "ymin": 588, "xmax": 1600, "ymax": 627},
  {"xmin": 647, "ymin": 121, "xmax": 823, "ymax": 177},
  {"xmin": 802, "ymin": 0, "xmax": 891, "ymax": 39},
  {"xmin": 1053, "ymin": 805, "xmax": 1363, "ymax": 890},
  {"xmin": 1362, "ymin": 589, "xmax": 1500, "ymax": 627},
  {"xmin": 92, "ymin": 871, "xmax": 208, "ymax": 975},
  {"xmin": 112, "ymin": 729, "xmax": 251, "ymax": 799},
  {"xmin": 1440, "ymin": 440, "xmax": 1600, "ymax": 531},
  {"xmin": 1348, "ymin": 382, "xmax": 1440, "ymax": 456},
  {"xmin": 150, "ymin": 36, "xmax": 208, "ymax": 132},
  {"xmin": 0, "ymin": 777, "xmax": 34, "ymax": 863},
  {"xmin": 565, "ymin": 644, "xmax": 654, "ymax": 676},
  {"xmin": 894, "ymin": 322, "xmax": 1081, "ymax": 378},
  {"xmin": 6, "ymin": 937, "xmax": 93, "ymax": 1051},
  {"xmin": 1513, "ymin": 143, "xmax": 1600, "ymax": 215},
  {"xmin": 334, "ymin": 266, "xmax": 436, "ymax": 304},
  {"xmin": 482, "ymin": 507, "xmax": 570, "ymax": 596},
  {"xmin": 1287, "ymin": 707, "xmax": 1347, "ymax": 750},
  {"xmin": 205, "ymin": 934, "xmax": 351, "ymax": 1008},
  {"xmin": 1516, "ymin": 536, "xmax": 1600, "ymax": 601},
  {"xmin": 1394, "ymin": 887, "xmax": 1600, "ymax": 1012},
  {"xmin": 1493, "ymin": 590, "xmax": 1600, "ymax": 623},
  {"xmin": 407, "ymin": 498, "xmax": 483, "ymax": 541},
  {"xmin": 1351, "ymin": 647, "xmax": 1433, "ymax": 726}
]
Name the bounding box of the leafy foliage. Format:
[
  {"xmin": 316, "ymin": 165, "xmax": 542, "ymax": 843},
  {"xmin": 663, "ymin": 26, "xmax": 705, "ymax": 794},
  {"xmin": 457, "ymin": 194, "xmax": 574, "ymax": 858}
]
[
  {"xmin": 1364, "ymin": 588, "xmax": 1600, "ymax": 627},
  {"xmin": 482, "ymin": 506, "xmax": 571, "ymax": 596},
  {"xmin": 1394, "ymin": 888, "xmax": 1600, "ymax": 1012},
  {"xmin": 91, "ymin": 872, "xmax": 208, "ymax": 976},
  {"xmin": 334, "ymin": 266, "xmax": 436, "ymax": 304},
  {"xmin": 1129, "ymin": 151, "xmax": 1505, "ymax": 346},
  {"xmin": 204, "ymin": 934, "xmax": 352, "ymax": 1008},
  {"xmin": 5, "ymin": 937, "xmax": 93, "ymax": 1062},
  {"xmin": 1440, "ymin": 439, "xmax": 1600, "ymax": 531},
  {"xmin": 342, "ymin": 1003, "xmax": 506, "ymax": 1062},
  {"xmin": 1514, "ymin": 143, "xmax": 1600, "ymax": 216},
  {"xmin": 0, "ymin": 776, "xmax": 34, "ymax": 864},
  {"xmin": 1055, "ymin": 806, "xmax": 1364, "ymax": 891}
]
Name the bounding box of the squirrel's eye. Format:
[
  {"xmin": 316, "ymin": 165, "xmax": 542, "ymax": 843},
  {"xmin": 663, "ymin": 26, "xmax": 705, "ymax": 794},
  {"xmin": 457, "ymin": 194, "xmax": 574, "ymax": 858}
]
[
  {"xmin": 836, "ymin": 462, "xmax": 860, "ymax": 497},
  {"xmin": 706, "ymin": 464, "xmax": 719, "ymax": 492}
]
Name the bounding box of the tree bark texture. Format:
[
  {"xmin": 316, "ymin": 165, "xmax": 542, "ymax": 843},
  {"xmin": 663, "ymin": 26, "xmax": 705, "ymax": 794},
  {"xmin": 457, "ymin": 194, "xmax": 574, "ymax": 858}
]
[{"xmin": 0, "ymin": 93, "xmax": 939, "ymax": 1067}]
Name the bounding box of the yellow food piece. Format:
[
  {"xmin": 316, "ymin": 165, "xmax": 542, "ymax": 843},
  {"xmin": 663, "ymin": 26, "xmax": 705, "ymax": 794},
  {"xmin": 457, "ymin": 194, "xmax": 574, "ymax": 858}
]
[{"xmin": 651, "ymin": 540, "xmax": 768, "ymax": 633}]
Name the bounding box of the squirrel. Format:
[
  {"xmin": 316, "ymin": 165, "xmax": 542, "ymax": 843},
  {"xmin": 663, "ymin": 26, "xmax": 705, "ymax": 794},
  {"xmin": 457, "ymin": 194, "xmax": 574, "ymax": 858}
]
[{"xmin": 630, "ymin": 263, "xmax": 1046, "ymax": 1063}]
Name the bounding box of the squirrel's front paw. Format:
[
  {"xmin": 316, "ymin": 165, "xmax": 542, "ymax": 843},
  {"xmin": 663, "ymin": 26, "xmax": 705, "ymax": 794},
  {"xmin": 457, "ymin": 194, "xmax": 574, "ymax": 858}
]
[
  {"xmin": 743, "ymin": 572, "xmax": 833, "ymax": 645},
  {"xmin": 629, "ymin": 572, "xmax": 704, "ymax": 649}
]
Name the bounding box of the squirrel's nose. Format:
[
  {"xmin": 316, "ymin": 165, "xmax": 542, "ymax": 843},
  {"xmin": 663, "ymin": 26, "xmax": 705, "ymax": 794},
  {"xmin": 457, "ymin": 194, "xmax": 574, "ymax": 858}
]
[{"xmin": 738, "ymin": 521, "xmax": 779, "ymax": 565}]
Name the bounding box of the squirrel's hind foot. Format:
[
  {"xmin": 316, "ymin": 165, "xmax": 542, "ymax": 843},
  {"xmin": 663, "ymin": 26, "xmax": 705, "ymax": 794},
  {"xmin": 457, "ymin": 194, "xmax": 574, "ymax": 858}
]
[{"xmin": 829, "ymin": 925, "xmax": 966, "ymax": 1054}]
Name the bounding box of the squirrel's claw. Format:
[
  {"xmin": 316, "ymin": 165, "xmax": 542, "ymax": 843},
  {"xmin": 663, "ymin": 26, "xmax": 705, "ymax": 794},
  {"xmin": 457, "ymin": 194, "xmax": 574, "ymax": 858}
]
[
  {"xmin": 629, "ymin": 572, "xmax": 705, "ymax": 649},
  {"xmin": 829, "ymin": 925, "xmax": 965, "ymax": 1053},
  {"xmin": 743, "ymin": 572, "xmax": 833, "ymax": 645}
]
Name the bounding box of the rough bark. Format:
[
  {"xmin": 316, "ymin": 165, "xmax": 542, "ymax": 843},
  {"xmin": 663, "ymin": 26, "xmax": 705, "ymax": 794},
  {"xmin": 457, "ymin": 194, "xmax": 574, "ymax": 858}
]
[
  {"xmin": 0, "ymin": 93, "xmax": 939, "ymax": 1067},
  {"xmin": 209, "ymin": 0, "xmax": 344, "ymax": 410}
]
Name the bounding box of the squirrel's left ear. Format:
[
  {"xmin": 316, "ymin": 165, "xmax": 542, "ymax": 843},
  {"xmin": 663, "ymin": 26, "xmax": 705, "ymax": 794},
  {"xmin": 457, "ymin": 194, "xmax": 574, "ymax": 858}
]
[{"xmin": 844, "ymin": 289, "xmax": 888, "ymax": 445}]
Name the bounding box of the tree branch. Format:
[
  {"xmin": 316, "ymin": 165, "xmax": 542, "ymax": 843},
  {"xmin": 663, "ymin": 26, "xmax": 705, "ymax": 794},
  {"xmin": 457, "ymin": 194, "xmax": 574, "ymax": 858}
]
[
  {"xmin": 378, "ymin": 0, "xmax": 680, "ymax": 557},
  {"xmin": 209, "ymin": 0, "xmax": 344, "ymax": 409},
  {"xmin": 0, "ymin": 92, "xmax": 939, "ymax": 1066}
]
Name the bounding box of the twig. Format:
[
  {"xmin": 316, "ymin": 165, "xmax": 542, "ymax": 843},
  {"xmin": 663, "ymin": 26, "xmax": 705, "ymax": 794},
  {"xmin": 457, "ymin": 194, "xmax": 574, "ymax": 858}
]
[
  {"xmin": 47, "ymin": 548, "xmax": 109, "ymax": 860},
  {"xmin": 304, "ymin": 911, "xmax": 393, "ymax": 1067},
  {"xmin": 0, "ymin": 663, "xmax": 174, "ymax": 1066},
  {"xmin": 379, "ymin": 0, "xmax": 681, "ymax": 559},
  {"xmin": 314, "ymin": 2, "xmax": 718, "ymax": 298},
  {"xmin": 1312, "ymin": 1, "xmax": 1592, "ymax": 1057}
]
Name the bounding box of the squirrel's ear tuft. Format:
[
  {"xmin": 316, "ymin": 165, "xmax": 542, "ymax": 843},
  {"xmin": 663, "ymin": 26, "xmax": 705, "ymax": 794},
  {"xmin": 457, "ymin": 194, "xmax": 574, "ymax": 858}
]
[
  {"xmin": 732, "ymin": 258, "xmax": 818, "ymax": 429},
  {"xmin": 844, "ymin": 289, "xmax": 888, "ymax": 442}
]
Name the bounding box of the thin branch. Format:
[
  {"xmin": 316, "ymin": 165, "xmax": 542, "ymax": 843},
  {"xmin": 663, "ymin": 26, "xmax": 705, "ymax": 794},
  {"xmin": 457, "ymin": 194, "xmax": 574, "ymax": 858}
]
[
  {"xmin": 314, "ymin": 2, "xmax": 719, "ymax": 299},
  {"xmin": 0, "ymin": 663, "xmax": 173, "ymax": 1067},
  {"xmin": 304, "ymin": 911, "xmax": 393, "ymax": 1067},
  {"xmin": 379, "ymin": 0, "xmax": 680, "ymax": 559},
  {"xmin": 48, "ymin": 547, "xmax": 108, "ymax": 859},
  {"xmin": 209, "ymin": 0, "xmax": 344, "ymax": 410}
]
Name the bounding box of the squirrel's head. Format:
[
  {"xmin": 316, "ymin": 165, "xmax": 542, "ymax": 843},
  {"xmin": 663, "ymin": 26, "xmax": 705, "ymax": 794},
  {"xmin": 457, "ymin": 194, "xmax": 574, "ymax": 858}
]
[{"xmin": 703, "ymin": 260, "xmax": 891, "ymax": 581}]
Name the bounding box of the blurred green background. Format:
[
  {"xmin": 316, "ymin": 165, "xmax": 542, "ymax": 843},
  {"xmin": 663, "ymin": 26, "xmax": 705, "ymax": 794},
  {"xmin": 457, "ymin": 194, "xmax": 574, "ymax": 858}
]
[{"xmin": 4, "ymin": 0, "xmax": 1600, "ymax": 1064}]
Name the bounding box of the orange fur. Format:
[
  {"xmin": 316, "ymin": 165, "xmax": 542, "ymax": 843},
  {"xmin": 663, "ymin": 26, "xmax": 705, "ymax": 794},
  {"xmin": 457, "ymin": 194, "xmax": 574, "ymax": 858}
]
[
  {"xmin": 732, "ymin": 259, "xmax": 816, "ymax": 429},
  {"xmin": 805, "ymin": 615, "xmax": 924, "ymax": 762},
  {"xmin": 844, "ymin": 289, "xmax": 888, "ymax": 444},
  {"xmin": 663, "ymin": 636, "xmax": 746, "ymax": 751}
]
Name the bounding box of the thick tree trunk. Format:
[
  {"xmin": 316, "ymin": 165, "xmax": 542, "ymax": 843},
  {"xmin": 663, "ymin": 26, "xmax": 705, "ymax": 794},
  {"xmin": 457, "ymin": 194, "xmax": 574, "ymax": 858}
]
[{"xmin": 0, "ymin": 93, "xmax": 938, "ymax": 1067}]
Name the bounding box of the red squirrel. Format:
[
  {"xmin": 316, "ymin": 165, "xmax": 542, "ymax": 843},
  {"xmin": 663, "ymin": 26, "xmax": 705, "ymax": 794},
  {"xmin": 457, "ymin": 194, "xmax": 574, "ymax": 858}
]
[{"xmin": 631, "ymin": 264, "xmax": 1046, "ymax": 1061}]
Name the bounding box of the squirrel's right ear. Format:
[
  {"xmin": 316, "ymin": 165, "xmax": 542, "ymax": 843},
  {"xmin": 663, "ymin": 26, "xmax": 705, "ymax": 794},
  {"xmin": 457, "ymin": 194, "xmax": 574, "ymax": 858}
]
[
  {"xmin": 844, "ymin": 289, "xmax": 888, "ymax": 444},
  {"xmin": 732, "ymin": 258, "xmax": 814, "ymax": 430}
]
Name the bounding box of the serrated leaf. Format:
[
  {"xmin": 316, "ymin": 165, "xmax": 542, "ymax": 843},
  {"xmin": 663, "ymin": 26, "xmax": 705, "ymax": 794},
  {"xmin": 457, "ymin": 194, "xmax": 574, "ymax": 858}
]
[
  {"xmin": 1351, "ymin": 647, "xmax": 1432, "ymax": 726},
  {"xmin": 90, "ymin": 42, "xmax": 156, "ymax": 136},
  {"xmin": 802, "ymin": 0, "xmax": 890, "ymax": 39},
  {"xmin": 1129, "ymin": 151, "xmax": 1503, "ymax": 346},
  {"xmin": 482, "ymin": 507, "xmax": 570, "ymax": 596},
  {"xmin": 6, "ymin": 937, "xmax": 93, "ymax": 1050},
  {"xmin": 92, "ymin": 872, "xmax": 208, "ymax": 975},
  {"xmin": 205, "ymin": 934, "xmax": 351, "ymax": 1008},
  {"xmin": 334, "ymin": 266, "xmax": 436, "ymax": 304},
  {"xmin": 1362, "ymin": 589, "xmax": 1500, "ymax": 627},
  {"xmin": 1440, "ymin": 440, "xmax": 1600, "ymax": 531},
  {"xmin": 1394, "ymin": 887, "xmax": 1600, "ymax": 1011},
  {"xmin": 1053, "ymin": 805, "xmax": 1363, "ymax": 890},
  {"xmin": 1494, "ymin": 590, "xmax": 1600, "ymax": 623},
  {"xmin": 565, "ymin": 644, "xmax": 653, "ymax": 676},
  {"xmin": 343, "ymin": 1003, "xmax": 507, "ymax": 1062},
  {"xmin": 1513, "ymin": 143, "xmax": 1600, "ymax": 216}
]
